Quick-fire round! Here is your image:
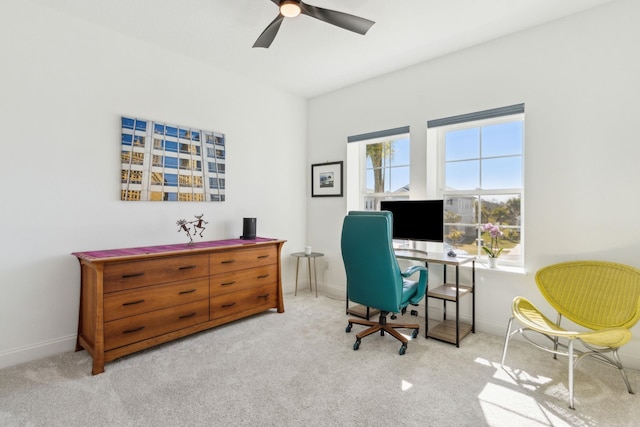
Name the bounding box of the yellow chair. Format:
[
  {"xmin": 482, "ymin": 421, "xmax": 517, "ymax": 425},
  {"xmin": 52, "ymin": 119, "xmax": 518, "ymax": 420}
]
[{"xmin": 500, "ymin": 261, "xmax": 640, "ymax": 409}]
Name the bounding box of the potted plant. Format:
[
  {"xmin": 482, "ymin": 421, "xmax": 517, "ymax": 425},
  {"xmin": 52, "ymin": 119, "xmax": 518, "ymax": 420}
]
[{"xmin": 481, "ymin": 223, "xmax": 503, "ymax": 268}]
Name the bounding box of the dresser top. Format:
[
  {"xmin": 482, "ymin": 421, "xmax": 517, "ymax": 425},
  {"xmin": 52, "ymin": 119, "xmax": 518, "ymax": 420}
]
[{"xmin": 73, "ymin": 237, "xmax": 282, "ymax": 262}]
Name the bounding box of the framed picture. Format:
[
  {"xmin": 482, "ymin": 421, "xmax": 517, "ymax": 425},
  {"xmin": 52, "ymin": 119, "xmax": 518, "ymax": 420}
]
[
  {"xmin": 120, "ymin": 116, "xmax": 226, "ymax": 202},
  {"xmin": 311, "ymin": 161, "xmax": 343, "ymax": 197}
]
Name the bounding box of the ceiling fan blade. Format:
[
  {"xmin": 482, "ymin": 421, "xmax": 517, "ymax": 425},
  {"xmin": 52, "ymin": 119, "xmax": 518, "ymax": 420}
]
[
  {"xmin": 253, "ymin": 14, "xmax": 285, "ymax": 48},
  {"xmin": 300, "ymin": 2, "xmax": 374, "ymax": 35}
]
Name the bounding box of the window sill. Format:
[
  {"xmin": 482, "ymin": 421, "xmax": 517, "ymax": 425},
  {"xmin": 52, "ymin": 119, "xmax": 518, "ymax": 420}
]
[{"xmin": 474, "ymin": 261, "xmax": 527, "ymax": 275}]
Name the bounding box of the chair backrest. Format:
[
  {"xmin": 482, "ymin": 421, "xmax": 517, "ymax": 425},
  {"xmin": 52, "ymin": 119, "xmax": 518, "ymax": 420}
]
[
  {"xmin": 535, "ymin": 261, "xmax": 640, "ymax": 330},
  {"xmin": 341, "ymin": 211, "xmax": 403, "ymax": 313}
]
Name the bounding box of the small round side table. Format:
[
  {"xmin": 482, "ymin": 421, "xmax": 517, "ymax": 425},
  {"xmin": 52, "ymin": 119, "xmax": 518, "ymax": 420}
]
[{"xmin": 291, "ymin": 252, "xmax": 324, "ymax": 297}]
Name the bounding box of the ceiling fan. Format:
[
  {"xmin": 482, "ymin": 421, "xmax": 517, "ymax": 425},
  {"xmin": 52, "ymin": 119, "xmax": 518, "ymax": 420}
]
[{"xmin": 253, "ymin": 0, "xmax": 375, "ymax": 48}]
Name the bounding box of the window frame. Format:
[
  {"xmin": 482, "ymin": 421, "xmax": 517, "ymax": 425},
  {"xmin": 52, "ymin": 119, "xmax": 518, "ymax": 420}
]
[
  {"xmin": 356, "ymin": 132, "xmax": 411, "ymax": 210},
  {"xmin": 436, "ymin": 113, "xmax": 524, "ymax": 266}
]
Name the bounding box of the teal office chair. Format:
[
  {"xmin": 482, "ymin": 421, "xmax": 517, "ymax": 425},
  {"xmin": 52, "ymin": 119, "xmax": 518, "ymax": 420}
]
[{"xmin": 341, "ymin": 211, "xmax": 428, "ymax": 354}]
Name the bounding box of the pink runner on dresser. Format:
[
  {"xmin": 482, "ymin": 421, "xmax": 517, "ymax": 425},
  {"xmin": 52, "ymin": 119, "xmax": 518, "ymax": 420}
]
[{"xmin": 72, "ymin": 237, "xmax": 277, "ymax": 261}]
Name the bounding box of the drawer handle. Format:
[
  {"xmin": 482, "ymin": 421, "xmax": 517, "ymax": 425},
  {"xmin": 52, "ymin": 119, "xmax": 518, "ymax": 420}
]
[
  {"xmin": 179, "ymin": 312, "xmax": 197, "ymax": 319},
  {"xmin": 122, "ymin": 299, "xmax": 145, "ymax": 306},
  {"xmin": 221, "ymin": 302, "xmax": 236, "ymax": 308},
  {"xmin": 123, "ymin": 326, "xmax": 145, "ymax": 334},
  {"xmin": 179, "ymin": 289, "xmax": 197, "ymax": 295},
  {"xmin": 257, "ymin": 255, "xmax": 269, "ymax": 259},
  {"xmin": 221, "ymin": 281, "xmax": 236, "ymax": 286},
  {"xmin": 122, "ymin": 272, "xmax": 144, "ymax": 279},
  {"xmin": 221, "ymin": 260, "xmax": 236, "ymax": 265},
  {"xmin": 258, "ymin": 293, "xmax": 270, "ymax": 299},
  {"xmin": 178, "ymin": 265, "xmax": 197, "ymax": 270},
  {"xmin": 257, "ymin": 274, "xmax": 270, "ymax": 279}
]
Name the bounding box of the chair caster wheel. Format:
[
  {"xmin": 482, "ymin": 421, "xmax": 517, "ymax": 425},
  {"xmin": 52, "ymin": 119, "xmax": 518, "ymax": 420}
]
[
  {"xmin": 399, "ymin": 345, "xmax": 407, "ymax": 355},
  {"xmin": 411, "ymin": 329, "xmax": 419, "ymax": 339},
  {"xmin": 353, "ymin": 340, "xmax": 361, "ymax": 351},
  {"xmin": 346, "ymin": 323, "xmax": 352, "ymax": 333}
]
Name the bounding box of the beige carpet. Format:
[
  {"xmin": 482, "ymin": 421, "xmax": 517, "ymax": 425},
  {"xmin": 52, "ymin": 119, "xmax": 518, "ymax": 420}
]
[{"xmin": 0, "ymin": 292, "xmax": 638, "ymax": 426}]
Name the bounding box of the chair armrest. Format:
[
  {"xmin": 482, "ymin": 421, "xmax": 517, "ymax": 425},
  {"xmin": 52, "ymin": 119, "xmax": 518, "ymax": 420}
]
[{"xmin": 402, "ymin": 265, "xmax": 428, "ymax": 304}]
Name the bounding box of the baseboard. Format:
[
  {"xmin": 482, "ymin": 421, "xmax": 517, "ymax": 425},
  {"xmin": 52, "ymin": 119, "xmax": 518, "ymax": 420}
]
[{"xmin": 0, "ymin": 334, "xmax": 76, "ymax": 370}]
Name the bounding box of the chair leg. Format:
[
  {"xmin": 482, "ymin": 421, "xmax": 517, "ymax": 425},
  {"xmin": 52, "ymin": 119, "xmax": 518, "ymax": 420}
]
[
  {"xmin": 346, "ymin": 318, "xmax": 378, "ymax": 331},
  {"xmin": 553, "ymin": 313, "xmax": 562, "ymax": 360},
  {"xmin": 568, "ymin": 339, "xmax": 575, "ymax": 410},
  {"xmin": 500, "ymin": 317, "xmax": 514, "ymax": 368},
  {"xmin": 355, "ymin": 322, "xmax": 384, "ymax": 340},
  {"xmin": 612, "ymin": 349, "xmax": 634, "ymax": 395}
]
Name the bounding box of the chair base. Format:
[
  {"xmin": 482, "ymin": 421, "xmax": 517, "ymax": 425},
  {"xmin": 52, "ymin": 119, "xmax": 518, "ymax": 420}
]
[
  {"xmin": 346, "ymin": 311, "xmax": 419, "ymax": 355},
  {"xmin": 501, "ymin": 317, "xmax": 634, "ymax": 410}
]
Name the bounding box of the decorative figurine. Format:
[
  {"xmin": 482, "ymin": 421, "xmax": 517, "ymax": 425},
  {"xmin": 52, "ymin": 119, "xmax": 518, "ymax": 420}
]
[{"xmin": 177, "ymin": 214, "xmax": 208, "ymax": 243}]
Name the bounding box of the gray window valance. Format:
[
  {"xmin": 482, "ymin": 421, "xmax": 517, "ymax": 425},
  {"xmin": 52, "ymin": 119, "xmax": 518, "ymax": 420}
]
[
  {"xmin": 347, "ymin": 125, "xmax": 410, "ymax": 143},
  {"xmin": 427, "ymin": 104, "xmax": 524, "ymax": 128}
]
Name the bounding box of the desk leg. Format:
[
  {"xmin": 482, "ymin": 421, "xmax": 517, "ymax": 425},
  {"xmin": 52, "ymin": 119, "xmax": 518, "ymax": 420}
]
[
  {"xmin": 424, "ymin": 300, "xmax": 429, "ymax": 338},
  {"xmin": 455, "ymin": 266, "xmax": 460, "ymax": 348},
  {"xmin": 443, "ymin": 266, "xmax": 447, "ymax": 321},
  {"xmin": 424, "ymin": 261, "xmax": 430, "ymax": 339},
  {"xmin": 294, "ymin": 257, "xmax": 300, "ymax": 296},
  {"xmin": 472, "ymin": 260, "xmax": 476, "ymax": 333}
]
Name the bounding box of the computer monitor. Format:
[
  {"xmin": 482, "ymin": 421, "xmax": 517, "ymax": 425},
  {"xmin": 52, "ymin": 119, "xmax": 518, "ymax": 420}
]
[{"xmin": 380, "ymin": 200, "xmax": 444, "ymax": 242}]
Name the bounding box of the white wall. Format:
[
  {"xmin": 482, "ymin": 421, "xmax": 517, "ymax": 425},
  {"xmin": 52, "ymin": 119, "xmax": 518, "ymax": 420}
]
[
  {"xmin": 0, "ymin": 0, "xmax": 307, "ymax": 368},
  {"xmin": 308, "ymin": 0, "xmax": 640, "ymax": 367}
]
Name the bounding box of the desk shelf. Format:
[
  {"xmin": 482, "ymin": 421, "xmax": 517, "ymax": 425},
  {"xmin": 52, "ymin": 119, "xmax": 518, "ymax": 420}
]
[
  {"xmin": 427, "ymin": 320, "xmax": 473, "ymax": 343},
  {"xmin": 346, "ymin": 304, "xmax": 380, "ymax": 319},
  {"xmin": 427, "ymin": 284, "xmax": 473, "ymax": 301}
]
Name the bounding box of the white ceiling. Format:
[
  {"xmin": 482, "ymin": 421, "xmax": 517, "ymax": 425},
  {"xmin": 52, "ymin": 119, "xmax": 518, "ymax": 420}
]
[{"xmin": 34, "ymin": 0, "xmax": 616, "ymax": 98}]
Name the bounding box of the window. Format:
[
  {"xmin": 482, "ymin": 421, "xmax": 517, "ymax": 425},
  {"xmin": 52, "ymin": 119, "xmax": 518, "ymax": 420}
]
[
  {"xmin": 164, "ymin": 173, "xmax": 178, "ymax": 187},
  {"xmin": 179, "ymin": 158, "xmax": 192, "ymax": 170},
  {"xmin": 121, "ymin": 189, "xmax": 140, "ymax": 200},
  {"xmin": 430, "ymin": 105, "xmax": 524, "ymax": 265},
  {"xmin": 133, "ymin": 135, "xmax": 145, "ymax": 147},
  {"xmin": 150, "ymin": 172, "xmax": 163, "ymax": 185},
  {"xmin": 166, "ymin": 126, "xmax": 178, "ymax": 138},
  {"xmin": 164, "ymin": 156, "xmax": 178, "ymax": 169},
  {"xmin": 165, "ymin": 141, "xmax": 178, "ymax": 153},
  {"xmin": 347, "ymin": 126, "xmax": 410, "ymax": 211}
]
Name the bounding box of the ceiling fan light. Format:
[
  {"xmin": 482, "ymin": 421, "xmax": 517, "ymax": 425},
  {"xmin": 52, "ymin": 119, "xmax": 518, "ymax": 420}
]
[{"xmin": 280, "ymin": 1, "xmax": 301, "ymax": 18}]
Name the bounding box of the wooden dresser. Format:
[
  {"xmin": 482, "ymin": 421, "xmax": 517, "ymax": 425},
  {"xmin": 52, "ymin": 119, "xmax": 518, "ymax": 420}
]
[{"xmin": 73, "ymin": 238, "xmax": 285, "ymax": 374}]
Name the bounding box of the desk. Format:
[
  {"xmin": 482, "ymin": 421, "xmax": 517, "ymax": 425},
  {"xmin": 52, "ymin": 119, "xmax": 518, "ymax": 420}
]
[
  {"xmin": 291, "ymin": 252, "xmax": 324, "ymax": 297},
  {"xmin": 395, "ymin": 249, "xmax": 476, "ymax": 347}
]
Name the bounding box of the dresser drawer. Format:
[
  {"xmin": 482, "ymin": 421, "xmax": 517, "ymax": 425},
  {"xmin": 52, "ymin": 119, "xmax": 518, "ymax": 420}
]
[
  {"xmin": 104, "ymin": 277, "xmax": 209, "ymax": 322},
  {"xmin": 104, "ymin": 299, "xmax": 209, "ymax": 351},
  {"xmin": 210, "ymin": 283, "xmax": 277, "ymax": 320},
  {"xmin": 209, "ymin": 246, "xmax": 276, "ymax": 274},
  {"xmin": 103, "ymin": 254, "xmax": 209, "ymax": 293},
  {"xmin": 209, "ymin": 264, "xmax": 277, "ymax": 297}
]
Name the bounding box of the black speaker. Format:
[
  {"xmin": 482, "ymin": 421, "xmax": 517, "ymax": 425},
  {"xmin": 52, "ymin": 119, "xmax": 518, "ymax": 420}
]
[{"xmin": 241, "ymin": 218, "xmax": 256, "ymax": 240}]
